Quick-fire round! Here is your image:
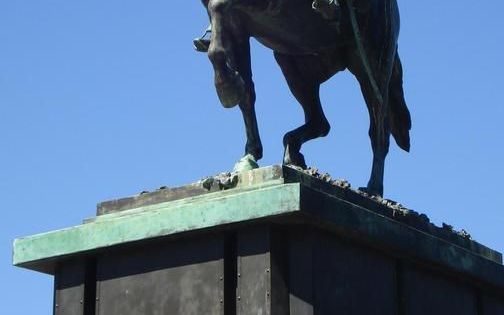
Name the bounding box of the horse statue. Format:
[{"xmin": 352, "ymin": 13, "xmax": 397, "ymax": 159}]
[{"xmin": 196, "ymin": 0, "xmax": 412, "ymax": 197}]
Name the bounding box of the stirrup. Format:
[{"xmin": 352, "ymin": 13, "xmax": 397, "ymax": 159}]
[
  {"xmin": 193, "ymin": 38, "xmax": 211, "ymax": 52},
  {"xmin": 193, "ymin": 27, "xmax": 212, "ymax": 53},
  {"xmin": 312, "ymin": 0, "xmax": 340, "ymax": 20},
  {"xmin": 312, "ymin": 0, "xmax": 339, "ymax": 8}
]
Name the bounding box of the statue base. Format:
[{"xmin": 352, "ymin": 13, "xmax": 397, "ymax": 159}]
[{"xmin": 13, "ymin": 166, "xmax": 504, "ymax": 314}]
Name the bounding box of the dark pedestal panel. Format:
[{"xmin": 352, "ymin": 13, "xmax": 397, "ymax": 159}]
[
  {"xmin": 482, "ymin": 295, "xmax": 504, "ymax": 315},
  {"xmin": 54, "ymin": 261, "xmax": 86, "ymax": 315},
  {"xmin": 401, "ymin": 266, "xmax": 478, "ymax": 315},
  {"xmin": 53, "ymin": 225, "xmax": 504, "ymax": 315},
  {"xmin": 95, "ymin": 235, "xmax": 224, "ymax": 315}
]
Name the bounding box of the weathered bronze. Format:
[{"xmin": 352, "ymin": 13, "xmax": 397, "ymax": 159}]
[{"xmin": 197, "ymin": 0, "xmax": 412, "ymax": 196}]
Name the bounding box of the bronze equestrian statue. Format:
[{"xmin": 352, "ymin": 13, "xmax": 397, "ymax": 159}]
[{"xmin": 195, "ymin": 0, "xmax": 411, "ymax": 197}]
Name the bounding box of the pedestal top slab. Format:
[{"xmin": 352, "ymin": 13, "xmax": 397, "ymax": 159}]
[{"xmin": 13, "ymin": 166, "xmax": 504, "ymax": 291}]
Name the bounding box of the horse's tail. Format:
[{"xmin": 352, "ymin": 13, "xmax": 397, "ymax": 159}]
[{"xmin": 389, "ymin": 54, "xmax": 411, "ymax": 152}]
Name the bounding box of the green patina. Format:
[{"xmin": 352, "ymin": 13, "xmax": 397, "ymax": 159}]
[
  {"xmin": 12, "ymin": 167, "xmax": 503, "ymax": 289},
  {"xmin": 13, "ymin": 183, "xmax": 301, "ymax": 270}
]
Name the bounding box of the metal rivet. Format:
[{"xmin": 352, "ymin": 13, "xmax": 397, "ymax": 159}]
[
  {"xmin": 220, "ymin": 299, "xmax": 223, "ymax": 304},
  {"xmin": 237, "ymin": 296, "xmax": 241, "ymax": 301},
  {"xmin": 266, "ymin": 268, "xmax": 270, "ymax": 273}
]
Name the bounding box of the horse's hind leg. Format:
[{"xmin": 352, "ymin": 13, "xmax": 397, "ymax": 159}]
[
  {"xmin": 357, "ymin": 74, "xmax": 391, "ymax": 197},
  {"xmin": 346, "ymin": 0, "xmax": 401, "ymax": 197},
  {"xmin": 274, "ymin": 52, "xmax": 335, "ymax": 168},
  {"xmin": 349, "ymin": 48, "xmax": 397, "ymax": 197}
]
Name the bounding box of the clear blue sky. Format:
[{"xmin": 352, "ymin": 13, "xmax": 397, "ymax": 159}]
[{"xmin": 1, "ymin": 1, "xmax": 503, "ymax": 314}]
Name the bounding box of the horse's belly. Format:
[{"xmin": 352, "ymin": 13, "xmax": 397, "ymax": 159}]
[
  {"xmin": 254, "ymin": 34, "xmax": 342, "ymax": 55},
  {"xmin": 240, "ymin": 4, "xmax": 350, "ymax": 54}
]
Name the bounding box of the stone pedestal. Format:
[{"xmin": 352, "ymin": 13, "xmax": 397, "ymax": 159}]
[{"xmin": 13, "ymin": 166, "xmax": 504, "ymax": 314}]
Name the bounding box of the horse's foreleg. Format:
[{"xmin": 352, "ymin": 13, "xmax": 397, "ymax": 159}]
[
  {"xmin": 274, "ymin": 52, "xmax": 332, "ymax": 169},
  {"xmin": 233, "ymin": 38, "xmax": 263, "ymax": 172},
  {"xmin": 207, "ymin": 0, "xmax": 245, "ymax": 108}
]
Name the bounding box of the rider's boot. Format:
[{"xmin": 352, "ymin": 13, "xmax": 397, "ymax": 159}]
[{"xmin": 193, "ymin": 25, "xmax": 212, "ymax": 52}]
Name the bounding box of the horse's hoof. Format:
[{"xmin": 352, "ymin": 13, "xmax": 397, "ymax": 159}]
[
  {"xmin": 216, "ymin": 71, "xmax": 245, "ymax": 108},
  {"xmin": 283, "ymin": 150, "xmax": 307, "ymax": 170},
  {"xmin": 359, "ymin": 185, "xmax": 383, "ymax": 198},
  {"xmin": 233, "ymin": 154, "xmax": 259, "ymax": 172}
]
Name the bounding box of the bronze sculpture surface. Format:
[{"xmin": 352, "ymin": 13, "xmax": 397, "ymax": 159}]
[{"xmin": 197, "ymin": 0, "xmax": 412, "ymax": 196}]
